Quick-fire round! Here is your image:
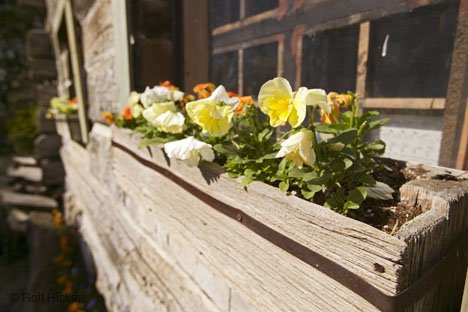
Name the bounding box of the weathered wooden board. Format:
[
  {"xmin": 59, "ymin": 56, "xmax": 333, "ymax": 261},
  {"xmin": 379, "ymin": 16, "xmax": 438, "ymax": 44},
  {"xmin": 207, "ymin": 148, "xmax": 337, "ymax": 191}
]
[
  {"xmin": 6, "ymin": 165, "xmax": 42, "ymax": 182},
  {"xmin": 59, "ymin": 125, "xmax": 467, "ymax": 311},
  {"xmin": 0, "ymin": 190, "xmax": 58, "ymax": 210}
]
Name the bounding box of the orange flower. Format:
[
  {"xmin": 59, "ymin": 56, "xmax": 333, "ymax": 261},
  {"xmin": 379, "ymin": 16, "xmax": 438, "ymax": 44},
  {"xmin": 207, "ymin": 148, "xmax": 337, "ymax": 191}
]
[
  {"xmin": 57, "ymin": 275, "xmax": 67, "ymax": 285},
  {"xmin": 67, "ymin": 302, "xmax": 80, "ymax": 312},
  {"xmin": 159, "ymin": 80, "xmax": 176, "ymax": 90},
  {"xmin": 121, "ymin": 106, "xmax": 133, "ymax": 120},
  {"xmin": 320, "ymin": 92, "xmax": 344, "ymax": 124},
  {"xmin": 68, "ymin": 97, "xmax": 78, "ymax": 105},
  {"xmin": 60, "ymin": 236, "xmax": 69, "ymax": 250},
  {"xmin": 226, "ymin": 91, "xmax": 254, "ymax": 114},
  {"xmin": 193, "ymin": 83, "xmax": 215, "ymax": 99},
  {"xmin": 102, "ymin": 112, "xmax": 115, "ymax": 125},
  {"xmin": 63, "ymin": 281, "xmax": 73, "ymax": 296}
]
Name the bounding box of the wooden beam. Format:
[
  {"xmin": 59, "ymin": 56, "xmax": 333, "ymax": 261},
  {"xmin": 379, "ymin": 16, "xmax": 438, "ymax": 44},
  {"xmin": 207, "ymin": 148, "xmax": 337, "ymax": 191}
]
[
  {"xmin": 64, "ymin": 0, "xmax": 89, "ymax": 143},
  {"xmin": 363, "ymin": 98, "xmax": 446, "ymax": 110},
  {"xmin": 50, "ymin": 0, "xmax": 66, "ymax": 35},
  {"xmin": 213, "ymin": 33, "xmax": 279, "ymax": 55},
  {"xmin": 112, "ymin": 0, "xmax": 131, "ymax": 110},
  {"xmin": 183, "ymin": 0, "xmax": 210, "ymax": 91},
  {"xmin": 456, "ymin": 98, "xmax": 468, "ymax": 169},
  {"xmin": 439, "ymin": 0, "xmax": 468, "ymax": 168},
  {"xmin": 212, "ymin": 0, "xmax": 445, "ymax": 50},
  {"xmin": 356, "ymin": 22, "xmax": 369, "ymax": 100}
]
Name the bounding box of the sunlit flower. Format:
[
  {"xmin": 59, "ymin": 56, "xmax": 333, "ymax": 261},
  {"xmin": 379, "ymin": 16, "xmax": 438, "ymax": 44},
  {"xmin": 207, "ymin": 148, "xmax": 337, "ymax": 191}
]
[
  {"xmin": 321, "ymin": 92, "xmax": 351, "ymax": 124},
  {"xmin": 131, "ymin": 104, "xmax": 143, "ymax": 118},
  {"xmin": 140, "ymin": 86, "xmax": 171, "ymax": 107},
  {"xmin": 142, "ymin": 101, "xmax": 177, "ymax": 124},
  {"xmin": 121, "ymin": 106, "xmax": 133, "ymax": 120},
  {"xmin": 67, "ymin": 302, "xmax": 80, "ymax": 312},
  {"xmin": 68, "ymin": 97, "xmax": 78, "ymax": 105},
  {"xmin": 193, "ymin": 83, "xmax": 216, "ymax": 99},
  {"xmin": 102, "ymin": 112, "xmax": 115, "ymax": 125},
  {"xmin": 258, "ymin": 77, "xmax": 329, "ymax": 128},
  {"xmin": 159, "ymin": 80, "xmax": 175, "ymax": 90},
  {"xmin": 170, "ymin": 89, "xmax": 185, "ymax": 102},
  {"xmin": 128, "ymin": 91, "xmax": 140, "ymax": 106},
  {"xmin": 186, "ymin": 85, "xmax": 237, "ymax": 137},
  {"xmin": 152, "ymin": 111, "xmax": 185, "ymax": 133},
  {"xmin": 276, "ymin": 129, "xmax": 316, "ymax": 168},
  {"xmin": 226, "ymin": 91, "xmax": 254, "ymax": 114},
  {"xmin": 164, "ymin": 136, "xmax": 215, "ymax": 167}
]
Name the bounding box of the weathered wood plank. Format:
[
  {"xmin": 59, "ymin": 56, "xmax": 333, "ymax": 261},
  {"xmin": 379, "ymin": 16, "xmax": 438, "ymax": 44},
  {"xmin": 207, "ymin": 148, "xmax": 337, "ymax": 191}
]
[
  {"xmin": 6, "ymin": 166, "xmax": 42, "ymax": 182},
  {"xmin": 61, "ymin": 143, "xmax": 223, "ymax": 312},
  {"xmin": 60, "ymin": 126, "xmax": 467, "ymax": 311},
  {"xmin": 363, "ymin": 98, "xmax": 446, "ymax": 110},
  {"xmin": 0, "ymin": 191, "xmax": 58, "ymax": 210},
  {"xmin": 12, "ymin": 156, "xmax": 37, "ymax": 166},
  {"xmin": 439, "ymin": 0, "xmax": 468, "ymax": 167}
]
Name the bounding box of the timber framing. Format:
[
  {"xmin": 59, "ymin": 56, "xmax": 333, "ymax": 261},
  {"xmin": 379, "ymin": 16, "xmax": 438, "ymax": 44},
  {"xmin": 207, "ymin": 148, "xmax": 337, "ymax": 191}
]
[{"xmin": 440, "ymin": 0, "xmax": 468, "ymax": 168}]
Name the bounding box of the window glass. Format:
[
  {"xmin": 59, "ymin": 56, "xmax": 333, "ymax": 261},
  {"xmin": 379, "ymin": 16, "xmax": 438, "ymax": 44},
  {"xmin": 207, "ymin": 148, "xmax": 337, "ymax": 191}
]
[
  {"xmin": 211, "ymin": 51, "xmax": 238, "ymax": 92},
  {"xmin": 302, "ymin": 25, "xmax": 359, "ymax": 93},
  {"xmin": 245, "ymin": 0, "xmax": 277, "ymax": 17},
  {"xmin": 210, "ymin": 0, "xmax": 240, "ymax": 29},
  {"xmin": 367, "ymin": 3, "xmax": 458, "ymax": 97},
  {"xmin": 243, "ymin": 42, "xmax": 278, "ymax": 97}
]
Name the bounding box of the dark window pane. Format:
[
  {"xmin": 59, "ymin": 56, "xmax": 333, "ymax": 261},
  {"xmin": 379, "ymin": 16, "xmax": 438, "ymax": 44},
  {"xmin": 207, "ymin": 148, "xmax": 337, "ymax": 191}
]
[
  {"xmin": 367, "ymin": 3, "xmax": 458, "ymax": 97},
  {"xmin": 302, "ymin": 25, "xmax": 359, "ymax": 93},
  {"xmin": 243, "ymin": 42, "xmax": 277, "ymax": 97},
  {"xmin": 210, "ymin": 0, "xmax": 240, "ymax": 29},
  {"xmin": 211, "ymin": 51, "xmax": 238, "ymax": 92},
  {"xmin": 131, "ymin": 0, "xmax": 175, "ymax": 91},
  {"xmin": 245, "ymin": 0, "xmax": 277, "ymax": 17}
]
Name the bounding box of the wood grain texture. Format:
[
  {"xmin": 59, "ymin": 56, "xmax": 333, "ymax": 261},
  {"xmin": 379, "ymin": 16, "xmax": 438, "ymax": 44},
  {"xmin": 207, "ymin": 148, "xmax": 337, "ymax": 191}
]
[
  {"xmin": 59, "ymin": 125, "xmax": 468, "ymax": 311},
  {"xmin": 439, "ymin": 0, "xmax": 468, "ymax": 167}
]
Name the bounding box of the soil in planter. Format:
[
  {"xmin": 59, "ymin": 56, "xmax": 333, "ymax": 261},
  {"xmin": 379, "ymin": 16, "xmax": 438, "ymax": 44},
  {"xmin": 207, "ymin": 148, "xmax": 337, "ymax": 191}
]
[{"xmin": 351, "ymin": 158, "xmax": 465, "ymax": 234}]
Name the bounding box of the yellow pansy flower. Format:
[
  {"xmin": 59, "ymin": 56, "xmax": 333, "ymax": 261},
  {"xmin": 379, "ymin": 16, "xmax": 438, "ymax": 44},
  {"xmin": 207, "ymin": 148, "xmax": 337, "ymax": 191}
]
[
  {"xmin": 258, "ymin": 77, "xmax": 330, "ymax": 128},
  {"xmin": 186, "ymin": 85, "xmax": 237, "ymax": 137},
  {"xmin": 276, "ymin": 129, "xmax": 316, "ymax": 168}
]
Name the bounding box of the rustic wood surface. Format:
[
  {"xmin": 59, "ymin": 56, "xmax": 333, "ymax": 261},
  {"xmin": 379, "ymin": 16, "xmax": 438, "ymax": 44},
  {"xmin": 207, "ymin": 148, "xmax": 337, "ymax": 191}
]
[
  {"xmin": 0, "ymin": 191, "xmax": 58, "ymax": 210},
  {"xmin": 59, "ymin": 125, "xmax": 468, "ymax": 311}
]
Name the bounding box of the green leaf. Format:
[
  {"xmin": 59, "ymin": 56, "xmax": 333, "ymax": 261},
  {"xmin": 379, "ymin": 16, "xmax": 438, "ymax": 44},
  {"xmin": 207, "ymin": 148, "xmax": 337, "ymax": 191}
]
[
  {"xmin": 347, "ymin": 187, "xmax": 367, "ymax": 205},
  {"xmin": 288, "ymin": 167, "xmax": 305, "ymax": 178},
  {"xmin": 302, "ymin": 171, "xmax": 319, "ymax": 182},
  {"xmin": 244, "ymin": 168, "xmax": 255, "ymax": 177},
  {"xmin": 308, "ymin": 171, "xmax": 331, "ymax": 185},
  {"xmin": 213, "ymin": 144, "xmax": 238, "ymax": 158},
  {"xmin": 365, "ymin": 181, "xmax": 394, "ymax": 200},
  {"xmin": 328, "ymin": 129, "xmax": 357, "ymax": 145},
  {"xmin": 355, "ymin": 173, "xmax": 376, "ymax": 186},
  {"xmin": 327, "ymin": 142, "xmax": 345, "ymax": 151},
  {"xmin": 343, "ymin": 201, "xmax": 360, "ymax": 210},
  {"xmin": 138, "ymin": 137, "xmax": 169, "ymax": 148},
  {"xmin": 277, "ymin": 158, "xmax": 288, "ymax": 176},
  {"xmin": 279, "ymin": 180, "xmax": 289, "ymax": 192},
  {"xmin": 301, "ymin": 189, "xmax": 316, "ymax": 199},
  {"xmin": 258, "ymin": 152, "xmax": 277, "ymax": 161},
  {"xmin": 240, "ymin": 176, "xmax": 253, "ymax": 188},
  {"xmin": 258, "ymin": 128, "xmax": 274, "ymax": 142}
]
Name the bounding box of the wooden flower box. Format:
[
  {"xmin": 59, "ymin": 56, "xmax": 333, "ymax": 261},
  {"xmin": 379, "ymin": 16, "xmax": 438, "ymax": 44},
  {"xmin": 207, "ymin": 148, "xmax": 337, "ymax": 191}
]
[
  {"xmin": 54, "ymin": 113, "xmax": 82, "ymax": 143},
  {"xmin": 60, "ymin": 124, "xmax": 468, "ymax": 312}
]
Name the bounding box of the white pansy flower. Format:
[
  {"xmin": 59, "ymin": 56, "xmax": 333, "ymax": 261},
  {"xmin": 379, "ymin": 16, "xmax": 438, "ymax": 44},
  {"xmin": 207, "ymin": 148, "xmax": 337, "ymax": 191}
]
[
  {"xmin": 152, "ymin": 111, "xmax": 185, "ymax": 134},
  {"xmin": 171, "ymin": 90, "xmax": 185, "ymax": 102},
  {"xmin": 208, "ymin": 85, "xmax": 240, "ymax": 106},
  {"xmin": 140, "ymin": 86, "xmax": 171, "ymax": 107},
  {"xmin": 131, "ymin": 104, "xmax": 143, "ymax": 118},
  {"xmin": 142, "ymin": 101, "xmax": 176, "ymax": 123},
  {"xmin": 276, "ymin": 129, "xmax": 316, "ymax": 168},
  {"xmin": 128, "ymin": 91, "xmax": 140, "ymax": 106},
  {"xmin": 164, "ymin": 136, "xmax": 215, "ymax": 167}
]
